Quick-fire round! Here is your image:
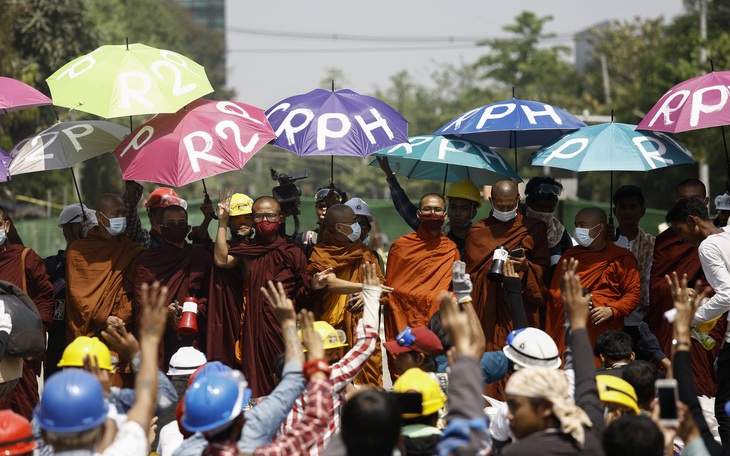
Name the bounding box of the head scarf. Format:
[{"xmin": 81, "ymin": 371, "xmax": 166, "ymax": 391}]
[{"xmin": 505, "ymin": 367, "xmax": 592, "ymax": 447}]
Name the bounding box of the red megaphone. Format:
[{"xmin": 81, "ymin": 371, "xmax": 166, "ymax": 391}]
[{"xmin": 177, "ymin": 297, "xmax": 198, "ymax": 335}]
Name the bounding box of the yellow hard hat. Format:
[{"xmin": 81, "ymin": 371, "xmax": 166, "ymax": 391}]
[
  {"xmin": 299, "ymin": 321, "xmax": 348, "ymax": 351},
  {"xmin": 596, "ymin": 374, "xmax": 639, "ymax": 415},
  {"xmin": 229, "ymin": 193, "xmax": 254, "ymax": 216},
  {"xmin": 393, "ymin": 367, "xmax": 446, "ymax": 418},
  {"xmin": 445, "ymin": 179, "xmax": 482, "ymax": 208},
  {"xmin": 696, "ymin": 315, "xmax": 721, "ymax": 333},
  {"xmin": 57, "ymin": 336, "xmax": 113, "ymax": 371}
]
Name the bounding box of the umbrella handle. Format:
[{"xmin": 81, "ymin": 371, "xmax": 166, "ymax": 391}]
[{"xmin": 202, "ymin": 179, "xmax": 218, "ymax": 220}]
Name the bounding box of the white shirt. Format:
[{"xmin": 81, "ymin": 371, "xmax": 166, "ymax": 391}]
[{"xmin": 692, "ymin": 230, "xmax": 730, "ymax": 343}]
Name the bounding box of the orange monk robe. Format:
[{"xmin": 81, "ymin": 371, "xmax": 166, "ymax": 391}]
[
  {"xmin": 307, "ymin": 230, "xmax": 385, "ymax": 386},
  {"xmin": 546, "ymin": 241, "xmax": 640, "ymax": 359},
  {"xmin": 66, "ymin": 227, "xmax": 144, "ymax": 340},
  {"xmin": 465, "ymin": 214, "xmax": 550, "ymax": 348},
  {"xmin": 385, "ymin": 224, "xmax": 460, "ymax": 343}
]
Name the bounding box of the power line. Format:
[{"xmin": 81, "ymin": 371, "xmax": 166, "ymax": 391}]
[{"xmin": 228, "ymin": 44, "xmax": 484, "ymax": 54}]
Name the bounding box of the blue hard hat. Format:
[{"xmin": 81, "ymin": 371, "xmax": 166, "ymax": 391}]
[
  {"xmin": 182, "ymin": 370, "xmax": 251, "ymax": 433},
  {"xmin": 34, "ymin": 369, "xmax": 109, "ymax": 433}
]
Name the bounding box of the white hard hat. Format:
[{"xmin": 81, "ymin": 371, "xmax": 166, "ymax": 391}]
[
  {"xmin": 167, "ymin": 346, "xmax": 207, "ymax": 376},
  {"xmin": 58, "ymin": 204, "xmax": 97, "ymax": 228},
  {"xmin": 715, "ymin": 193, "xmax": 730, "ymax": 211},
  {"xmin": 503, "ymin": 327, "xmax": 562, "ymax": 370},
  {"xmin": 344, "ymin": 197, "xmax": 373, "ymax": 222}
]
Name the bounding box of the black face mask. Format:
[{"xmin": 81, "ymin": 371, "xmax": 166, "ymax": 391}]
[{"xmin": 160, "ymin": 224, "xmax": 190, "ymax": 244}]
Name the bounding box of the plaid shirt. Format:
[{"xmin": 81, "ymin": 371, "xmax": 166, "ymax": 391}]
[
  {"xmin": 124, "ymin": 187, "xmax": 151, "ymax": 248},
  {"xmin": 254, "ymin": 378, "xmax": 333, "ymax": 456},
  {"xmin": 278, "ymin": 320, "xmax": 378, "ymax": 456}
]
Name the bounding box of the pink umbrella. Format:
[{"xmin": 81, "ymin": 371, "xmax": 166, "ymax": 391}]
[
  {"xmin": 113, "ymin": 99, "xmax": 276, "ymax": 187},
  {"xmin": 0, "ymin": 77, "xmax": 53, "ymax": 114},
  {"xmin": 638, "ymin": 69, "xmax": 730, "ymax": 183}
]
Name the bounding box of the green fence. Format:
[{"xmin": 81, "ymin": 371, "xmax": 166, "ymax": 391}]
[{"xmin": 12, "ymin": 197, "xmax": 670, "ymax": 259}]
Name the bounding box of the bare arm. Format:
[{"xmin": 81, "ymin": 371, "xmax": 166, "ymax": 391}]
[
  {"xmin": 214, "ymin": 196, "xmax": 239, "ymax": 269},
  {"xmin": 324, "ymin": 274, "xmax": 393, "ymax": 294}
]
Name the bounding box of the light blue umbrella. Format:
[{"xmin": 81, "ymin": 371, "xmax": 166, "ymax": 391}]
[
  {"xmin": 369, "ymin": 135, "xmax": 521, "ymax": 194},
  {"xmin": 531, "ymin": 123, "xmax": 694, "ymax": 171}
]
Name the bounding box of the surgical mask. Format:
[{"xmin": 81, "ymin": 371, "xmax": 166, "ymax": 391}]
[
  {"xmin": 492, "ymin": 206, "xmax": 518, "ymax": 222},
  {"xmin": 0, "ymin": 228, "xmax": 6, "ymax": 245},
  {"xmin": 420, "ymin": 213, "xmax": 446, "ymax": 232},
  {"xmin": 574, "ymin": 224, "xmax": 601, "ymax": 247},
  {"xmin": 338, "ymin": 222, "xmax": 361, "ymax": 243},
  {"xmin": 101, "ymin": 214, "xmax": 126, "ymax": 236},
  {"xmin": 363, "ymin": 235, "xmax": 370, "ymax": 244},
  {"xmin": 526, "ymin": 207, "xmax": 553, "ymax": 224}
]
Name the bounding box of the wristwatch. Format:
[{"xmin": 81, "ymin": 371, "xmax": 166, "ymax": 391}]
[{"xmin": 672, "ymin": 338, "xmax": 690, "ymax": 348}]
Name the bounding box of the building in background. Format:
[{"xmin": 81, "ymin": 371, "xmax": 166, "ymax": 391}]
[{"xmin": 176, "ymin": 0, "xmax": 226, "ymax": 84}]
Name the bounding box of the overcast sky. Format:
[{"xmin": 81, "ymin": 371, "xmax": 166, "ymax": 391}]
[{"xmin": 225, "ymin": 1, "xmax": 685, "ymax": 109}]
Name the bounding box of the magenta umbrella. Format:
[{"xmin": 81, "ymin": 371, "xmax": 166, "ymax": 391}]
[
  {"xmin": 638, "ymin": 69, "xmax": 730, "ymax": 182},
  {"xmin": 0, "ymin": 77, "xmax": 53, "ymax": 115},
  {"xmin": 113, "ymin": 98, "xmax": 276, "ymax": 187}
]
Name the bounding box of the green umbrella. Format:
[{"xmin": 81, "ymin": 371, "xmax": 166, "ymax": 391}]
[{"xmin": 46, "ymin": 42, "xmax": 214, "ymax": 119}]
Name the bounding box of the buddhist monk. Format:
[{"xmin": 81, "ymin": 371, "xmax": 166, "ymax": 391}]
[
  {"xmin": 307, "ymin": 203, "xmax": 387, "ymax": 386},
  {"xmin": 134, "ymin": 204, "xmax": 212, "ymax": 370},
  {"xmin": 384, "ymin": 194, "xmax": 459, "ymax": 379},
  {"xmin": 0, "ymin": 205, "xmax": 54, "ymax": 419},
  {"xmin": 546, "ymin": 207, "xmax": 641, "ymax": 361},
  {"xmin": 214, "ymin": 196, "xmax": 329, "ymax": 396},
  {"xmin": 647, "ymin": 179, "xmax": 724, "ymax": 405},
  {"xmin": 66, "ymin": 193, "xmax": 145, "ymax": 342}
]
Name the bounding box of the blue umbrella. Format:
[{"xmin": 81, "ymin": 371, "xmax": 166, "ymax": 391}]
[
  {"xmin": 369, "ymin": 135, "xmax": 521, "ymax": 194},
  {"xmin": 434, "ymin": 98, "xmax": 586, "ymax": 149},
  {"xmin": 531, "ymin": 123, "xmax": 694, "ymax": 171}
]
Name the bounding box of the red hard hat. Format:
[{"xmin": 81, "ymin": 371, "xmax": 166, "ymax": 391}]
[
  {"xmin": 145, "ymin": 187, "xmax": 179, "ymax": 208},
  {"xmin": 0, "ymin": 410, "xmax": 36, "ymax": 455}
]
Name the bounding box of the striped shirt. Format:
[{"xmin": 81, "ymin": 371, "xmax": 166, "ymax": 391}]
[{"xmin": 279, "ymin": 320, "xmax": 379, "ymax": 456}]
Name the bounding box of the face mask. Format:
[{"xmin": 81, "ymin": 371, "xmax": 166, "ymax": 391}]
[
  {"xmin": 254, "ymin": 220, "xmax": 280, "ymax": 238},
  {"xmin": 526, "ymin": 207, "xmax": 553, "ymax": 223},
  {"xmin": 101, "ymin": 214, "xmax": 126, "ymax": 236},
  {"xmin": 363, "ymin": 235, "xmax": 370, "ymax": 244},
  {"xmin": 492, "ymin": 206, "xmax": 518, "ymax": 222},
  {"xmin": 574, "ymin": 224, "xmax": 601, "ymax": 247},
  {"xmin": 338, "ymin": 222, "xmax": 361, "ymax": 243},
  {"xmin": 0, "ymin": 228, "xmax": 6, "ymax": 245},
  {"xmin": 420, "ymin": 213, "xmax": 446, "ymax": 232},
  {"xmin": 161, "ymin": 224, "xmax": 190, "ymax": 244}
]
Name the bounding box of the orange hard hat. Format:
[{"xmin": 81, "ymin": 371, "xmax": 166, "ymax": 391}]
[
  {"xmin": 0, "ymin": 410, "xmax": 36, "ymax": 455},
  {"xmin": 145, "ymin": 187, "xmax": 179, "ymax": 208}
]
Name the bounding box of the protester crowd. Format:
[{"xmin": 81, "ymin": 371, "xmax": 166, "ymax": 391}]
[{"xmin": 0, "ymin": 162, "xmax": 729, "ymax": 456}]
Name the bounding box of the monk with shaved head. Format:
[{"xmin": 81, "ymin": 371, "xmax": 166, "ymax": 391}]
[
  {"xmin": 546, "ymin": 206, "xmax": 640, "ymax": 361},
  {"xmin": 464, "ymin": 179, "xmax": 551, "ymax": 398},
  {"xmin": 214, "ymin": 195, "xmax": 327, "ymax": 396},
  {"xmin": 308, "ymin": 203, "xmax": 387, "ymax": 386}
]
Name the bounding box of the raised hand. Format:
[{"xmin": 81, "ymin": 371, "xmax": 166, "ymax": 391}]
[
  {"xmin": 439, "ymin": 291, "xmax": 481, "ymax": 359},
  {"xmin": 261, "ymin": 280, "xmax": 296, "ymax": 327},
  {"xmin": 452, "ymin": 261, "xmax": 473, "ymax": 303},
  {"xmin": 560, "ymin": 258, "xmax": 590, "ymax": 329}
]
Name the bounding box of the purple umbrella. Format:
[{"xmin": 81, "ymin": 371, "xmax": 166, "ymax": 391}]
[
  {"xmin": 0, "ymin": 77, "xmax": 53, "ymax": 115},
  {"xmin": 266, "ymin": 88, "xmax": 409, "ymax": 180}
]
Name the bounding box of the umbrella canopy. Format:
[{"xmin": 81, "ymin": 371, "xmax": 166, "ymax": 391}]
[
  {"xmin": 9, "ymin": 121, "xmax": 130, "ymax": 175},
  {"xmin": 637, "ymin": 71, "xmax": 730, "ymax": 133},
  {"xmin": 46, "ymin": 43, "xmax": 214, "ymax": 118},
  {"xmin": 369, "ymin": 135, "xmax": 521, "ymax": 185},
  {"xmin": 0, "ymin": 77, "xmax": 53, "ymax": 115},
  {"xmin": 113, "ymin": 99, "xmax": 276, "ymax": 187},
  {"xmin": 531, "ymin": 123, "xmax": 694, "ymax": 172},
  {"xmin": 265, "ymin": 88, "xmax": 409, "ymax": 157},
  {"xmin": 0, "ymin": 148, "xmax": 11, "ymax": 182},
  {"xmin": 434, "ymin": 99, "xmax": 586, "ymax": 148}
]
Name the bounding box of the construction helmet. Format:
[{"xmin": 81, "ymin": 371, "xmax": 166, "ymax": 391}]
[
  {"xmin": 445, "ymin": 179, "xmax": 482, "ymax": 208},
  {"xmin": 596, "ymin": 375, "xmax": 640, "ymax": 415},
  {"xmin": 182, "ymin": 370, "xmax": 251, "ymax": 433},
  {"xmin": 57, "ymin": 336, "xmax": 113, "ymax": 371},
  {"xmin": 392, "ymin": 368, "xmax": 446, "ymax": 419},
  {"xmin": 229, "ymin": 193, "xmax": 254, "ymax": 217},
  {"xmin": 503, "ymin": 328, "xmax": 561, "ymax": 370},
  {"xmin": 0, "ymin": 410, "xmax": 36, "ymax": 455},
  {"xmin": 34, "ymin": 369, "xmax": 109, "ymax": 433},
  {"xmin": 299, "ymin": 321, "xmax": 348, "ymax": 351},
  {"xmin": 167, "ymin": 346, "xmax": 207, "ymax": 376},
  {"xmin": 145, "ymin": 187, "xmax": 179, "ymax": 208}
]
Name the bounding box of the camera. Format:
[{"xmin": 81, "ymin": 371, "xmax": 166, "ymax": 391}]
[{"xmin": 270, "ymin": 168, "xmax": 308, "ymax": 237}]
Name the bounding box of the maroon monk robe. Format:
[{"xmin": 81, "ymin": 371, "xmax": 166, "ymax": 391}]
[
  {"xmin": 231, "ymin": 235, "xmax": 313, "ymax": 397},
  {"xmin": 0, "ymin": 242, "xmax": 54, "ymax": 419},
  {"xmin": 647, "ymin": 228, "xmax": 723, "ymax": 398},
  {"xmin": 206, "ymin": 236, "xmax": 245, "ymax": 369},
  {"xmin": 134, "ymin": 240, "xmax": 212, "ymax": 370}
]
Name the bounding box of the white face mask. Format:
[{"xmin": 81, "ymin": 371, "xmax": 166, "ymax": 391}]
[
  {"xmin": 101, "ymin": 214, "xmax": 127, "ymax": 236},
  {"xmin": 574, "ymin": 224, "xmax": 601, "ymax": 247},
  {"xmin": 492, "ymin": 206, "xmax": 518, "ymax": 222},
  {"xmin": 0, "ymin": 228, "xmax": 6, "ymax": 245},
  {"xmin": 338, "ymin": 222, "xmax": 362, "ymax": 243}
]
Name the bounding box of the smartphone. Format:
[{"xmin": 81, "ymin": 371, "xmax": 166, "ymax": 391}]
[
  {"xmin": 656, "ymin": 379, "xmax": 679, "ymax": 426},
  {"xmin": 510, "ymin": 248, "xmax": 524, "ymax": 258}
]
